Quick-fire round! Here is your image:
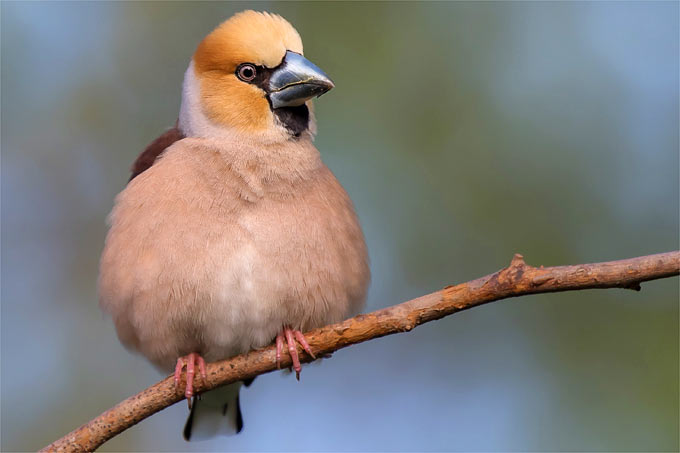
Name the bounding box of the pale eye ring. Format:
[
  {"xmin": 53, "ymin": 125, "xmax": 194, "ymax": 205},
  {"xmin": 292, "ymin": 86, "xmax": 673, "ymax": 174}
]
[{"xmin": 236, "ymin": 64, "xmax": 257, "ymax": 82}]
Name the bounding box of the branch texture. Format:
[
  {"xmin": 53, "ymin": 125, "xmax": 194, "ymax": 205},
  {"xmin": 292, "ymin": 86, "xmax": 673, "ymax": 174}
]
[{"xmin": 43, "ymin": 251, "xmax": 679, "ymax": 452}]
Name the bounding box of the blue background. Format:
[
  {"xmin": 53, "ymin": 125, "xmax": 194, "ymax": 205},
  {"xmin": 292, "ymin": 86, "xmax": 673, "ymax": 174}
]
[{"xmin": 2, "ymin": 2, "xmax": 678, "ymax": 451}]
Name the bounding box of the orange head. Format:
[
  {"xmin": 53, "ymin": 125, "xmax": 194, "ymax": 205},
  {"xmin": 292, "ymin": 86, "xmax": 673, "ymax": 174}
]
[{"xmin": 179, "ymin": 11, "xmax": 334, "ymax": 142}]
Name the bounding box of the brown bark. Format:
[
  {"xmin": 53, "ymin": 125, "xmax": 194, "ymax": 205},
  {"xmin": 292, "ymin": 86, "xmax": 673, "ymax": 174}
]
[{"xmin": 42, "ymin": 251, "xmax": 679, "ymax": 452}]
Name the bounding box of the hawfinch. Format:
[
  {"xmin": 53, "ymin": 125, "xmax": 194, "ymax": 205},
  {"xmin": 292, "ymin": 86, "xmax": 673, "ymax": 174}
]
[{"xmin": 98, "ymin": 11, "xmax": 370, "ymax": 440}]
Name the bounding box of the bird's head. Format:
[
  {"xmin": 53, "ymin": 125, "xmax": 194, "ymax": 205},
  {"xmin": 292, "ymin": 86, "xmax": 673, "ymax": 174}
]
[{"xmin": 179, "ymin": 11, "xmax": 334, "ymax": 144}]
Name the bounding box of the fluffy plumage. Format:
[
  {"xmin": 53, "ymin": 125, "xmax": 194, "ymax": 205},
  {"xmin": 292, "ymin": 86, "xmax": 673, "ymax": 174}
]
[
  {"xmin": 99, "ymin": 10, "xmax": 369, "ymax": 440},
  {"xmin": 100, "ymin": 136, "xmax": 368, "ymax": 368}
]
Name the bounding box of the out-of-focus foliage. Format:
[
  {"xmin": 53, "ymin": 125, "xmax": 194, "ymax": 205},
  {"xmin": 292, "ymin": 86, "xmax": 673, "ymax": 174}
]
[{"xmin": 1, "ymin": 2, "xmax": 677, "ymax": 451}]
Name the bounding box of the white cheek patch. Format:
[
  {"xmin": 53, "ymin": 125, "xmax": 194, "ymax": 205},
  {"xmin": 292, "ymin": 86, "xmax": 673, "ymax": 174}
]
[{"xmin": 178, "ymin": 61, "xmax": 225, "ymax": 140}]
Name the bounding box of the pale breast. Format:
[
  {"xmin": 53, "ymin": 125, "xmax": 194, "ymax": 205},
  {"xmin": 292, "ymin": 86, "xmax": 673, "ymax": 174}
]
[
  {"xmin": 98, "ymin": 140, "xmax": 369, "ymax": 371},
  {"xmin": 201, "ymin": 170, "xmax": 370, "ymax": 361}
]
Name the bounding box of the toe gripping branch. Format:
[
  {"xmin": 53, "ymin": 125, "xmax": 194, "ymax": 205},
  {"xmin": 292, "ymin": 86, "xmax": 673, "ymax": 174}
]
[
  {"xmin": 174, "ymin": 353, "xmax": 207, "ymax": 408},
  {"xmin": 174, "ymin": 327, "xmax": 316, "ymax": 408},
  {"xmin": 275, "ymin": 327, "xmax": 316, "ymax": 380}
]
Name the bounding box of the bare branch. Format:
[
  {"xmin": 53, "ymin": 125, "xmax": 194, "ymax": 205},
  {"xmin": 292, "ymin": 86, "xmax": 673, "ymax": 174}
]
[{"xmin": 42, "ymin": 251, "xmax": 679, "ymax": 452}]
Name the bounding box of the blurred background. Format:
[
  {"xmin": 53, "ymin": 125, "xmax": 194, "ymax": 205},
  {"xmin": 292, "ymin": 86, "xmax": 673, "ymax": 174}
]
[{"xmin": 1, "ymin": 2, "xmax": 678, "ymax": 451}]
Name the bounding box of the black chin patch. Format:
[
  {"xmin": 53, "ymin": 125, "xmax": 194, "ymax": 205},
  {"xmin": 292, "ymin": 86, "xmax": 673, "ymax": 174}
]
[{"xmin": 273, "ymin": 105, "xmax": 309, "ymax": 137}]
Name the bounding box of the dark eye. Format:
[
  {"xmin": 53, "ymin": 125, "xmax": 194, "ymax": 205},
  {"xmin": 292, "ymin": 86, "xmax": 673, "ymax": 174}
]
[{"xmin": 237, "ymin": 64, "xmax": 257, "ymax": 82}]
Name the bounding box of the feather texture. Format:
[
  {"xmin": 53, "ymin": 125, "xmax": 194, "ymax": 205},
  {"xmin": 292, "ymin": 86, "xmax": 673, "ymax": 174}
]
[
  {"xmin": 99, "ymin": 136, "xmax": 369, "ymax": 370},
  {"xmin": 99, "ymin": 10, "xmax": 369, "ymax": 441}
]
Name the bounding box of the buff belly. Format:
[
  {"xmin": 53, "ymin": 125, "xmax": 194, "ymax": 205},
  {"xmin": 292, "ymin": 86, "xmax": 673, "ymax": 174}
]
[{"xmin": 101, "ymin": 188, "xmax": 369, "ymax": 372}]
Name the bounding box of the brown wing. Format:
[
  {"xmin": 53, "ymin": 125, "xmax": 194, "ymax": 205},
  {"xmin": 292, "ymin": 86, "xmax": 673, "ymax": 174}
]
[{"xmin": 129, "ymin": 123, "xmax": 185, "ymax": 182}]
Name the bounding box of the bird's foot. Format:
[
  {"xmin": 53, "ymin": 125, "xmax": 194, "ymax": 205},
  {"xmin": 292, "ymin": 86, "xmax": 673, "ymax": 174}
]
[
  {"xmin": 275, "ymin": 327, "xmax": 316, "ymax": 380},
  {"xmin": 174, "ymin": 352, "xmax": 207, "ymax": 408}
]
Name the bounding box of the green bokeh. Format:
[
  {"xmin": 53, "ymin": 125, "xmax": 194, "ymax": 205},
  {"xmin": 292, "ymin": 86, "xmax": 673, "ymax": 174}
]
[{"xmin": 2, "ymin": 2, "xmax": 677, "ymax": 451}]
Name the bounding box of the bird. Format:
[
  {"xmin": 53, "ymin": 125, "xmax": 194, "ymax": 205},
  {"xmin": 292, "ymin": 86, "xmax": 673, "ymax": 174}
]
[{"xmin": 98, "ymin": 10, "xmax": 370, "ymax": 441}]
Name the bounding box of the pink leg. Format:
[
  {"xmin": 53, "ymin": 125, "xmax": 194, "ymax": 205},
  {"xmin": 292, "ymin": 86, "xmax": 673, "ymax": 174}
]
[
  {"xmin": 276, "ymin": 332, "xmax": 283, "ymax": 369},
  {"xmin": 196, "ymin": 354, "xmax": 207, "ymax": 381},
  {"xmin": 174, "ymin": 352, "xmax": 207, "ymax": 409},
  {"xmin": 276, "ymin": 332, "xmax": 284, "ymax": 369},
  {"xmin": 277, "ymin": 326, "xmax": 316, "ymax": 381},
  {"xmin": 284, "ymin": 328, "xmax": 302, "ymax": 380},
  {"xmin": 294, "ymin": 330, "xmax": 316, "ymax": 359},
  {"xmin": 186, "ymin": 355, "xmax": 196, "ymax": 403},
  {"xmin": 174, "ymin": 358, "xmax": 185, "ymax": 388}
]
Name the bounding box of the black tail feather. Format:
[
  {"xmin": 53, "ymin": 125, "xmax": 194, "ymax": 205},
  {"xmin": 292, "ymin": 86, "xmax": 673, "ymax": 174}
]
[
  {"xmin": 183, "ymin": 396, "xmax": 199, "ymax": 441},
  {"xmin": 235, "ymin": 395, "xmax": 244, "ymax": 433}
]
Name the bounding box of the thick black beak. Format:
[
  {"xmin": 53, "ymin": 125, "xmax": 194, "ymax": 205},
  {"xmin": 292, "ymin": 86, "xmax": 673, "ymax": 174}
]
[{"xmin": 268, "ymin": 51, "xmax": 335, "ymax": 109}]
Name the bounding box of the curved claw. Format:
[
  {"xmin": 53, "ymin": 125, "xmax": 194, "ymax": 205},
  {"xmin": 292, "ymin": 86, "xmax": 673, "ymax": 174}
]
[{"xmin": 294, "ymin": 330, "xmax": 316, "ymax": 360}]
